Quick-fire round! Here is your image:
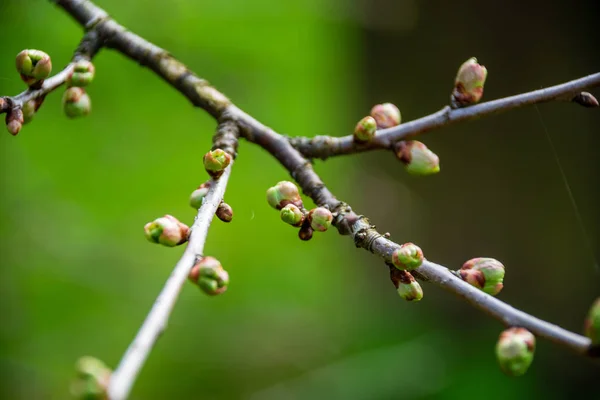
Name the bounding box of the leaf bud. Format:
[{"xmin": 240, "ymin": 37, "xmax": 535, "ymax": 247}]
[
  {"xmin": 496, "ymin": 327, "xmax": 535, "ymax": 377},
  {"xmin": 144, "ymin": 214, "xmax": 190, "ymax": 247}
]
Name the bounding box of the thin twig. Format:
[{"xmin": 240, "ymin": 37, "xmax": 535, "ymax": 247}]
[
  {"xmin": 107, "ymin": 164, "xmax": 233, "ymax": 400},
  {"xmin": 289, "ymin": 73, "xmax": 600, "ymax": 159}
]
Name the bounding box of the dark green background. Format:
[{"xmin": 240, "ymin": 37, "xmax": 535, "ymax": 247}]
[{"xmin": 1, "ymin": 0, "xmax": 598, "ymax": 399}]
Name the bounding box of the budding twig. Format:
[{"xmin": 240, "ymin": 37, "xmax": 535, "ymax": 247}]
[{"xmin": 107, "ymin": 163, "xmax": 233, "ymax": 400}]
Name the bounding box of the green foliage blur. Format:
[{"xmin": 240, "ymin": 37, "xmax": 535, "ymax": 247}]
[{"xmin": 1, "ymin": 0, "xmax": 598, "ymax": 399}]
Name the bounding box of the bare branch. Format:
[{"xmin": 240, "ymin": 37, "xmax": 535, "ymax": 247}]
[
  {"xmin": 289, "ymin": 73, "xmax": 600, "ymax": 159},
  {"xmin": 107, "ymin": 163, "xmax": 234, "ymax": 400}
]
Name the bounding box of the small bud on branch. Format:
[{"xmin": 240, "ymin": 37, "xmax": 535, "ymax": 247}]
[
  {"xmin": 584, "ymin": 298, "xmax": 600, "ymax": 346},
  {"xmin": 459, "ymin": 257, "xmax": 505, "ymax": 296},
  {"xmin": 496, "ymin": 327, "xmax": 535, "ymax": 376},
  {"xmin": 298, "ymin": 219, "xmax": 314, "ymax": 241},
  {"xmin": 63, "ymin": 87, "xmax": 91, "ymax": 118},
  {"xmin": 68, "ymin": 60, "xmax": 96, "ymax": 87},
  {"xmin": 451, "ymin": 57, "xmax": 487, "ymax": 108},
  {"xmin": 370, "ymin": 103, "xmax": 401, "ymax": 129},
  {"xmin": 307, "ymin": 207, "xmax": 333, "ymax": 232},
  {"xmin": 188, "ymin": 256, "xmax": 229, "ymax": 296},
  {"xmin": 189, "ymin": 182, "xmax": 212, "ymax": 209},
  {"xmin": 71, "ymin": 356, "xmax": 111, "ymax": 400},
  {"xmin": 144, "ymin": 215, "xmax": 189, "ymax": 247},
  {"xmin": 216, "ymin": 201, "xmax": 233, "ymax": 222},
  {"xmin": 5, "ymin": 108, "xmax": 24, "ymax": 136},
  {"xmin": 15, "ymin": 49, "xmax": 52, "ymax": 87},
  {"xmin": 390, "ymin": 267, "xmax": 423, "ymax": 301},
  {"xmin": 280, "ymin": 204, "xmax": 304, "ymax": 227},
  {"xmin": 203, "ymin": 149, "xmax": 232, "ymax": 179},
  {"xmin": 572, "ymin": 92, "xmax": 599, "ymax": 108},
  {"xmin": 395, "ymin": 140, "xmax": 440, "ymax": 175},
  {"xmin": 353, "ymin": 116, "xmax": 377, "ymax": 143},
  {"xmin": 391, "ymin": 243, "xmax": 424, "ymax": 271},
  {"xmin": 266, "ymin": 181, "xmax": 303, "ymax": 210}
]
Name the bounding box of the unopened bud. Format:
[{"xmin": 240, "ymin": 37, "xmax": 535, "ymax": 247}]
[
  {"xmin": 584, "ymin": 297, "xmax": 600, "ymax": 345},
  {"xmin": 216, "ymin": 201, "xmax": 233, "ymax": 222},
  {"xmin": 451, "ymin": 57, "xmax": 487, "ymax": 108},
  {"xmin": 203, "ymin": 148, "xmax": 231, "ymax": 179},
  {"xmin": 144, "ymin": 214, "xmax": 189, "ymax": 247},
  {"xmin": 395, "ymin": 141, "xmax": 440, "ymax": 175},
  {"xmin": 266, "ymin": 181, "xmax": 303, "ymax": 210},
  {"xmin": 189, "ymin": 182, "xmax": 212, "ymax": 209},
  {"xmin": 22, "ymin": 100, "xmax": 36, "ymax": 124},
  {"xmin": 188, "ymin": 256, "xmax": 229, "ymax": 296},
  {"xmin": 459, "ymin": 257, "xmax": 505, "ymax": 296},
  {"xmin": 353, "ymin": 116, "xmax": 377, "ymax": 143},
  {"xmin": 572, "ymin": 92, "xmax": 599, "ymax": 108},
  {"xmin": 16, "ymin": 49, "xmax": 52, "ymax": 86},
  {"xmin": 6, "ymin": 108, "xmax": 24, "ymax": 136},
  {"xmin": 68, "ymin": 60, "xmax": 96, "ymax": 87},
  {"xmin": 298, "ymin": 219, "xmax": 314, "ymax": 241},
  {"xmin": 62, "ymin": 87, "xmax": 91, "ymax": 118},
  {"xmin": 280, "ymin": 204, "xmax": 304, "ymax": 227},
  {"xmin": 390, "ymin": 268, "xmax": 423, "ymax": 301},
  {"xmin": 70, "ymin": 356, "xmax": 111, "ymax": 400},
  {"xmin": 392, "ymin": 242, "xmax": 424, "ymax": 271},
  {"xmin": 370, "ymin": 103, "xmax": 401, "ymax": 129},
  {"xmin": 496, "ymin": 327, "xmax": 535, "ymax": 377},
  {"xmin": 308, "ymin": 207, "xmax": 333, "ymax": 232}
]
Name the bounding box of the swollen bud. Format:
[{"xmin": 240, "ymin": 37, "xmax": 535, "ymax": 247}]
[
  {"xmin": 62, "ymin": 87, "xmax": 91, "ymax": 118},
  {"xmin": 392, "ymin": 242, "xmax": 424, "ymax": 271},
  {"xmin": 188, "ymin": 256, "xmax": 229, "ymax": 296},
  {"xmin": 5, "ymin": 108, "xmax": 24, "ymax": 136},
  {"xmin": 280, "ymin": 204, "xmax": 304, "ymax": 227},
  {"xmin": 216, "ymin": 201, "xmax": 233, "ymax": 222},
  {"xmin": 144, "ymin": 214, "xmax": 190, "ymax": 247},
  {"xmin": 584, "ymin": 297, "xmax": 600, "ymax": 345},
  {"xmin": 70, "ymin": 356, "xmax": 111, "ymax": 400},
  {"xmin": 308, "ymin": 207, "xmax": 333, "ymax": 232},
  {"xmin": 203, "ymin": 148, "xmax": 231, "ymax": 179},
  {"xmin": 266, "ymin": 181, "xmax": 303, "ymax": 210},
  {"xmin": 68, "ymin": 60, "xmax": 96, "ymax": 87},
  {"xmin": 496, "ymin": 327, "xmax": 535, "ymax": 377},
  {"xmin": 370, "ymin": 103, "xmax": 401, "ymax": 129},
  {"xmin": 395, "ymin": 141, "xmax": 440, "ymax": 175},
  {"xmin": 459, "ymin": 257, "xmax": 505, "ymax": 296},
  {"xmin": 22, "ymin": 100, "xmax": 36, "ymax": 124},
  {"xmin": 353, "ymin": 116, "xmax": 377, "ymax": 143},
  {"xmin": 15, "ymin": 49, "xmax": 52, "ymax": 86},
  {"xmin": 390, "ymin": 268, "xmax": 423, "ymax": 301},
  {"xmin": 451, "ymin": 57, "xmax": 487, "ymax": 108},
  {"xmin": 189, "ymin": 182, "xmax": 212, "ymax": 209}
]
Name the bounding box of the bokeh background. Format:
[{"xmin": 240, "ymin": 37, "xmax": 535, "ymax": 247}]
[{"xmin": 1, "ymin": 0, "xmax": 599, "ymax": 399}]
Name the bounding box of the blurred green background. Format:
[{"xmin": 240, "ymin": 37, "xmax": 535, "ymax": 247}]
[{"xmin": 1, "ymin": 0, "xmax": 598, "ymax": 399}]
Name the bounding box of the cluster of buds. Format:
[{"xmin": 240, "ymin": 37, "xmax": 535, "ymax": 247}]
[
  {"xmin": 451, "ymin": 57, "xmax": 487, "ymax": 108},
  {"xmin": 352, "ymin": 103, "xmax": 401, "ymax": 144},
  {"xmin": 188, "ymin": 256, "xmax": 229, "ymax": 296},
  {"xmin": 70, "ymin": 356, "xmax": 111, "ymax": 400},
  {"xmin": 16, "ymin": 49, "xmax": 52, "ymax": 87},
  {"xmin": 390, "ymin": 267, "xmax": 423, "ymax": 301},
  {"xmin": 63, "ymin": 87, "xmax": 92, "ymax": 119},
  {"xmin": 203, "ymin": 148, "xmax": 232, "ymax": 179},
  {"xmin": 458, "ymin": 257, "xmax": 505, "ymax": 296},
  {"xmin": 394, "ymin": 141, "xmax": 440, "ymax": 176},
  {"xmin": 391, "ymin": 242, "xmax": 424, "ymax": 270},
  {"xmin": 495, "ymin": 327, "xmax": 535, "ymax": 376},
  {"xmin": 584, "ymin": 297, "xmax": 600, "ymax": 346},
  {"xmin": 144, "ymin": 214, "xmax": 190, "ymax": 247},
  {"xmin": 266, "ymin": 181, "xmax": 333, "ymax": 240}
]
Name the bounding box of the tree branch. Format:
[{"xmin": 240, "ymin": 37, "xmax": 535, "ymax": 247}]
[
  {"xmin": 289, "ymin": 73, "xmax": 600, "ymax": 159},
  {"xmin": 107, "ymin": 162, "xmax": 234, "ymax": 400}
]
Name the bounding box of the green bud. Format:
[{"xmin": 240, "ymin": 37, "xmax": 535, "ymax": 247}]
[
  {"xmin": 188, "ymin": 256, "xmax": 229, "ymax": 296},
  {"xmin": 584, "ymin": 297, "xmax": 600, "ymax": 345},
  {"xmin": 70, "ymin": 356, "xmax": 111, "ymax": 400},
  {"xmin": 390, "ymin": 268, "xmax": 423, "ymax": 301},
  {"xmin": 62, "ymin": 87, "xmax": 91, "ymax": 118},
  {"xmin": 451, "ymin": 57, "xmax": 487, "ymax": 108},
  {"xmin": 308, "ymin": 207, "xmax": 333, "ymax": 232},
  {"xmin": 266, "ymin": 181, "xmax": 303, "ymax": 210},
  {"xmin": 353, "ymin": 116, "xmax": 377, "ymax": 143},
  {"xmin": 216, "ymin": 201, "xmax": 233, "ymax": 222},
  {"xmin": 189, "ymin": 182, "xmax": 212, "ymax": 209},
  {"xmin": 280, "ymin": 204, "xmax": 304, "ymax": 227},
  {"xmin": 391, "ymin": 242, "xmax": 424, "ymax": 270},
  {"xmin": 68, "ymin": 60, "xmax": 96, "ymax": 87},
  {"xmin": 5, "ymin": 108, "xmax": 24, "ymax": 136},
  {"xmin": 144, "ymin": 214, "xmax": 189, "ymax": 247},
  {"xmin": 22, "ymin": 100, "xmax": 36, "ymax": 124},
  {"xmin": 203, "ymin": 148, "xmax": 232, "ymax": 179},
  {"xmin": 16, "ymin": 49, "xmax": 52, "ymax": 86},
  {"xmin": 370, "ymin": 103, "xmax": 401, "ymax": 129},
  {"xmin": 395, "ymin": 141, "xmax": 440, "ymax": 175},
  {"xmin": 459, "ymin": 257, "xmax": 505, "ymax": 296},
  {"xmin": 496, "ymin": 327, "xmax": 535, "ymax": 377}
]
